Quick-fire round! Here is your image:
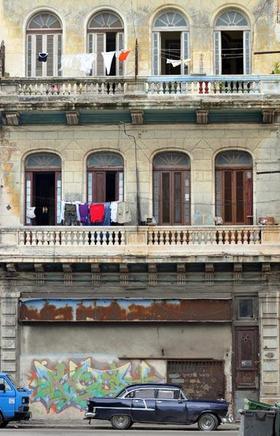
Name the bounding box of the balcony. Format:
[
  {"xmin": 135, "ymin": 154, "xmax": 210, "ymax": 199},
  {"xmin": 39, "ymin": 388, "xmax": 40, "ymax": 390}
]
[
  {"xmin": 1, "ymin": 75, "xmax": 280, "ymax": 104},
  {"xmin": 1, "ymin": 225, "xmax": 280, "ymax": 263}
]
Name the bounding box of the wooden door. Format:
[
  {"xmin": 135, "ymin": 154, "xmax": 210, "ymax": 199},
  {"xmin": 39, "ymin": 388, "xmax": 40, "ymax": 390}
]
[
  {"xmin": 216, "ymin": 169, "xmax": 252, "ymax": 224},
  {"xmin": 234, "ymin": 327, "xmax": 259, "ymax": 389},
  {"xmin": 154, "ymin": 170, "xmax": 190, "ymax": 225}
]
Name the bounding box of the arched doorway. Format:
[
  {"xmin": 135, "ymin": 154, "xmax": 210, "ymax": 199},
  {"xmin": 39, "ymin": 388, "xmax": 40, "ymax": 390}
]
[
  {"xmin": 214, "ymin": 9, "xmax": 250, "ymax": 75},
  {"xmin": 87, "ymin": 151, "xmax": 124, "ymax": 202},
  {"xmin": 25, "ymin": 152, "xmax": 62, "ymax": 225},
  {"xmin": 215, "ymin": 150, "xmax": 253, "ymax": 225},
  {"xmin": 152, "ymin": 10, "xmax": 189, "ymax": 75},
  {"xmin": 153, "ymin": 151, "xmax": 190, "ymax": 225},
  {"xmin": 26, "ymin": 11, "xmax": 62, "ymax": 77},
  {"xmin": 87, "ymin": 10, "xmax": 124, "ymax": 76}
]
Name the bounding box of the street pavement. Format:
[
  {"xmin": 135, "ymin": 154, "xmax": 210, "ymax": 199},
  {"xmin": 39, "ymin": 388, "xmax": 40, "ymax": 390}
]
[
  {"xmin": 0, "ymin": 430, "xmax": 239, "ymax": 436},
  {"xmin": 0, "ymin": 422, "xmax": 239, "ymax": 436}
]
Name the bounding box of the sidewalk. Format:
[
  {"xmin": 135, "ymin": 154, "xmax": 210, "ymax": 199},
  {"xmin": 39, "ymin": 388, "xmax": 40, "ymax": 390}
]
[{"xmin": 17, "ymin": 419, "xmax": 240, "ymax": 430}]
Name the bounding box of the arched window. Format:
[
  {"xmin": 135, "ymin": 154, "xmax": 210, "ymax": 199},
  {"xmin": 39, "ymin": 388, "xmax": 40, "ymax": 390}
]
[
  {"xmin": 215, "ymin": 150, "xmax": 253, "ymax": 225},
  {"xmin": 87, "ymin": 152, "xmax": 124, "ymax": 202},
  {"xmin": 152, "ymin": 10, "xmax": 189, "ymax": 75},
  {"xmin": 25, "ymin": 152, "xmax": 62, "ymax": 225},
  {"xmin": 26, "ymin": 12, "xmax": 62, "ymax": 77},
  {"xmin": 87, "ymin": 11, "xmax": 124, "ymax": 76},
  {"xmin": 153, "ymin": 151, "xmax": 190, "ymax": 225},
  {"xmin": 214, "ymin": 9, "xmax": 250, "ymax": 75}
]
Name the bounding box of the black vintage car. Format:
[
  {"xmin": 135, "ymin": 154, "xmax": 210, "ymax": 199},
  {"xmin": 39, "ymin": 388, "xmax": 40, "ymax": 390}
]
[{"xmin": 84, "ymin": 383, "xmax": 232, "ymax": 431}]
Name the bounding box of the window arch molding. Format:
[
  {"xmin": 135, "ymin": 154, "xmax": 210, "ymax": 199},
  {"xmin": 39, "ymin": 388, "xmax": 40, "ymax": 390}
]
[
  {"xmin": 214, "ymin": 149, "xmax": 253, "ymax": 225},
  {"xmin": 213, "ymin": 7, "xmax": 251, "ymax": 75},
  {"xmin": 151, "ymin": 8, "xmax": 190, "ymax": 76},
  {"xmin": 214, "ymin": 8, "xmax": 250, "ymax": 30},
  {"xmin": 152, "ymin": 150, "xmax": 191, "ymax": 225},
  {"xmin": 87, "ymin": 9, "xmax": 125, "ymax": 76},
  {"xmin": 86, "ymin": 150, "xmax": 124, "ymax": 203},
  {"xmin": 25, "ymin": 9, "xmax": 63, "ymax": 77},
  {"xmin": 24, "ymin": 151, "xmax": 62, "ymax": 226}
]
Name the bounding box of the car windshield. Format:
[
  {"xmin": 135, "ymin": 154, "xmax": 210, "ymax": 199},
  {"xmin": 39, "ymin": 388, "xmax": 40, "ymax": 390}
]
[
  {"xmin": 116, "ymin": 387, "xmax": 127, "ymax": 398},
  {"xmin": 6, "ymin": 374, "xmax": 18, "ymax": 389}
]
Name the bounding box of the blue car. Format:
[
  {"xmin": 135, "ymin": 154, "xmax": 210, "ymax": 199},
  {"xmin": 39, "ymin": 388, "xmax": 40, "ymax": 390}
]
[{"xmin": 84, "ymin": 383, "xmax": 232, "ymax": 431}]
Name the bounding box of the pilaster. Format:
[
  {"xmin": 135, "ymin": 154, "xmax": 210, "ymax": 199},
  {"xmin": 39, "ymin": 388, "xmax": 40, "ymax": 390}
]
[{"xmin": 259, "ymin": 290, "xmax": 280, "ymax": 403}]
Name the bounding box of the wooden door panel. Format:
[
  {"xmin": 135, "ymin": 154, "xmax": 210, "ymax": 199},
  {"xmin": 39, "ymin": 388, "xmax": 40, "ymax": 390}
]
[{"xmin": 235, "ymin": 327, "xmax": 259, "ymax": 389}]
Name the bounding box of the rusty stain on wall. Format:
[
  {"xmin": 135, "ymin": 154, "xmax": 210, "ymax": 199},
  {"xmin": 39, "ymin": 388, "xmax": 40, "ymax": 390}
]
[{"xmin": 19, "ymin": 298, "xmax": 232, "ymax": 322}]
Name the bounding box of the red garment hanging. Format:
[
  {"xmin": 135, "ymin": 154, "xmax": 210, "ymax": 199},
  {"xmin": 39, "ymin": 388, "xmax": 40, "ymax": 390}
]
[
  {"xmin": 118, "ymin": 50, "xmax": 130, "ymax": 62},
  {"xmin": 89, "ymin": 203, "xmax": 105, "ymax": 224}
]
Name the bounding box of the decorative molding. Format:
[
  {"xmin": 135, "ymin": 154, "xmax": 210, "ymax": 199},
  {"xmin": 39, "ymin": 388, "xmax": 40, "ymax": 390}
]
[
  {"xmin": 4, "ymin": 112, "xmax": 19, "ymax": 126},
  {"xmin": 196, "ymin": 109, "xmax": 208, "ymax": 124},
  {"xmin": 66, "ymin": 111, "xmax": 79, "ymax": 125},
  {"xmin": 130, "ymin": 110, "xmax": 144, "ymax": 125}
]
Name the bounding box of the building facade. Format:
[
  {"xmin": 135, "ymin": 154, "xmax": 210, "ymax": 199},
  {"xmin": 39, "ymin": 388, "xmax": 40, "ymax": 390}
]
[{"xmin": 0, "ymin": 0, "xmax": 280, "ymax": 421}]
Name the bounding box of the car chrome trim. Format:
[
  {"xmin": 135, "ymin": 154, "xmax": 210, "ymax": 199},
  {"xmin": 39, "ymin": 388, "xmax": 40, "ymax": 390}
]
[{"xmin": 94, "ymin": 406, "xmax": 155, "ymax": 411}]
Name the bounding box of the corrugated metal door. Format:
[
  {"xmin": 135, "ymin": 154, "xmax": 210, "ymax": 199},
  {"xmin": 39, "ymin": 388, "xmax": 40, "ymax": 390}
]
[{"xmin": 167, "ymin": 360, "xmax": 225, "ymax": 400}]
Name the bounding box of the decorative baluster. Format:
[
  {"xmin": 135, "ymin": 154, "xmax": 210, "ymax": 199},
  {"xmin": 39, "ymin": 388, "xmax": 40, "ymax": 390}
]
[
  {"xmin": 188, "ymin": 231, "xmax": 193, "ymax": 244},
  {"xmin": 243, "ymin": 229, "xmax": 248, "ymax": 244},
  {"xmin": 25, "ymin": 231, "xmax": 31, "ymax": 246},
  {"xmin": 224, "ymin": 230, "xmax": 229, "ymax": 245},
  {"xmin": 158, "ymin": 231, "xmax": 163, "ymax": 245},
  {"xmin": 217, "ymin": 229, "xmax": 223, "ymax": 245},
  {"xmin": 237, "ymin": 230, "xmax": 242, "ymax": 245},
  {"xmin": 60, "ymin": 230, "xmax": 66, "ymax": 246},
  {"xmin": 18, "ymin": 231, "xmax": 25, "ymax": 246},
  {"xmin": 95, "ymin": 231, "xmax": 100, "ymax": 245},
  {"xmin": 72, "ymin": 231, "xmax": 77, "ymax": 245}
]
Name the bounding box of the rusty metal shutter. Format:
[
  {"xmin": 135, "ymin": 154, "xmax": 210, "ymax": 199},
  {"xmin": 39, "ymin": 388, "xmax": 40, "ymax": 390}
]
[{"xmin": 167, "ymin": 360, "xmax": 225, "ymax": 400}]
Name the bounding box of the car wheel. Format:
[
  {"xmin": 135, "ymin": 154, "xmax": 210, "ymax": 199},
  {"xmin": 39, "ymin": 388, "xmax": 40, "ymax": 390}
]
[
  {"xmin": 111, "ymin": 415, "xmax": 132, "ymax": 430},
  {"xmin": 0, "ymin": 421, "xmax": 8, "ymax": 428},
  {"xmin": 198, "ymin": 413, "xmax": 219, "ymax": 431}
]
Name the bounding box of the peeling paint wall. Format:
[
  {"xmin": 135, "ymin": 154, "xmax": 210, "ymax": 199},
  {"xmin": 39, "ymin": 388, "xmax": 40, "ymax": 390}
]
[
  {"xmin": 0, "ymin": 0, "xmax": 279, "ymax": 76},
  {"xmin": 1, "ymin": 124, "xmax": 279, "ymax": 227},
  {"xmin": 20, "ymin": 324, "xmax": 232, "ymax": 419}
]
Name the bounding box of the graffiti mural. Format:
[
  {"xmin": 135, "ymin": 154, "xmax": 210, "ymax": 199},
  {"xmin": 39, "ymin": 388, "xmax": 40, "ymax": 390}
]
[{"xmin": 27, "ymin": 356, "xmax": 165, "ymax": 414}]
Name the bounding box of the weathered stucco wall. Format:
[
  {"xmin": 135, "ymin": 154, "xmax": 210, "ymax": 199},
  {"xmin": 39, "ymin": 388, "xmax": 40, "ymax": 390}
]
[
  {"xmin": 0, "ymin": 0, "xmax": 279, "ymax": 76},
  {"xmin": 1, "ymin": 123, "xmax": 279, "ymax": 227},
  {"xmin": 20, "ymin": 323, "xmax": 232, "ymax": 419}
]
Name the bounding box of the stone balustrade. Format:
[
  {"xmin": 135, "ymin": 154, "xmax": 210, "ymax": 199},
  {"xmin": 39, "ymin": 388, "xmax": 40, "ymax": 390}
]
[
  {"xmin": 1, "ymin": 75, "xmax": 280, "ymax": 100},
  {"xmin": 1, "ymin": 225, "xmax": 280, "ymax": 262}
]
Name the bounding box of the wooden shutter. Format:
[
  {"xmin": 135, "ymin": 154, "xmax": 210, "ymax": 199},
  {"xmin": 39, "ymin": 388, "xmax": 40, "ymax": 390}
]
[
  {"xmin": 93, "ymin": 171, "xmax": 106, "ymax": 202},
  {"xmin": 57, "ymin": 34, "xmax": 62, "ymax": 76},
  {"xmin": 96, "ymin": 33, "xmax": 106, "ymax": 76},
  {"xmin": 183, "ymin": 171, "xmax": 191, "ymax": 224},
  {"xmin": 245, "ymin": 170, "xmax": 253, "ymax": 224},
  {"xmin": 215, "ymin": 170, "xmax": 223, "ymax": 220},
  {"xmin": 243, "ymin": 31, "xmax": 251, "ymax": 74},
  {"xmin": 116, "ymin": 32, "xmax": 124, "ymax": 76},
  {"xmin": 27, "ymin": 35, "xmax": 32, "ymax": 77},
  {"xmin": 181, "ymin": 32, "xmax": 189, "ymax": 75},
  {"xmin": 35, "ymin": 34, "xmax": 43, "ymax": 77},
  {"xmin": 153, "ymin": 171, "xmax": 160, "ymax": 224},
  {"xmin": 25, "ymin": 172, "xmax": 33, "ymax": 225},
  {"xmin": 47, "ymin": 34, "xmax": 54, "ymax": 76},
  {"xmin": 55, "ymin": 172, "xmax": 62, "ymax": 224},
  {"xmin": 214, "ymin": 31, "xmax": 221, "ymax": 75},
  {"xmin": 88, "ymin": 33, "xmax": 95, "ymax": 75},
  {"xmin": 152, "ymin": 31, "xmax": 160, "ymax": 75}
]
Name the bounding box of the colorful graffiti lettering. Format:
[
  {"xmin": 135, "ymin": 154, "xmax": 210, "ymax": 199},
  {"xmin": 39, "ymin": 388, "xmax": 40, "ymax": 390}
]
[{"xmin": 28, "ymin": 358, "xmax": 165, "ymax": 414}]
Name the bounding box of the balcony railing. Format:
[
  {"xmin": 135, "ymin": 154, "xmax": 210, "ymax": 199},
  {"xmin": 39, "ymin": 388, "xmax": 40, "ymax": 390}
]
[
  {"xmin": 1, "ymin": 75, "xmax": 280, "ymax": 99},
  {"xmin": 1, "ymin": 225, "xmax": 279, "ymax": 261}
]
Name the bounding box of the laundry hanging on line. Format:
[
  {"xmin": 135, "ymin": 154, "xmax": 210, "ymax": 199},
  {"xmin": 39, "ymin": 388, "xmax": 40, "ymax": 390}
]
[
  {"xmin": 61, "ymin": 53, "xmax": 96, "ymax": 74},
  {"xmin": 166, "ymin": 58, "xmax": 191, "ymax": 68},
  {"xmin": 101, "ymin": 49, "xmax": 131, "ymax": 74}
]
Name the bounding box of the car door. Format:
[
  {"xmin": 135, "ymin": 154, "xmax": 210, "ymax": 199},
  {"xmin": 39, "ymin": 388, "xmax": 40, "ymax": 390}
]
[
  {"xmin": 155, "ymin": 389, "xmax": 187, "ymax": 423},
  {"xmin": 130, "ymin": 388, "xmax": 156, "ymax": 423},
  {"xmin": 0, "ymin": 377, "xmax": 16, "ymax": 420}
]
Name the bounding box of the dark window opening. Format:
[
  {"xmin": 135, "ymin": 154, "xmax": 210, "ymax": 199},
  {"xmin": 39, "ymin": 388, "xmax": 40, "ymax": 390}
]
[
  {"xmin": 33, "ymin": 172, "xmax": 56, "ymax": 225},
  {"xmin": 106, "ymin": 172, "xmax": 117, "ymax": 202},
  {"xmin": 221, "ymin": 30, "xmax": 243, "ymax": 74},
  {"xmin": 106, "ymin": 32, "xmax": 116, "ymax": 76},
  {"xmin": 238, "ymin": 298, "xmax": 254, "ymax": 319},
  {"xmin": 161, "ymin": 31, "xmax": 181, "ymax": 75}
]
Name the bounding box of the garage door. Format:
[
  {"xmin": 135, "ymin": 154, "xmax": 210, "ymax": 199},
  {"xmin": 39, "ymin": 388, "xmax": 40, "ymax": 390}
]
[{"xmin": 167, "ymin": 360, "xmax": 225, "ymax": 400}]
